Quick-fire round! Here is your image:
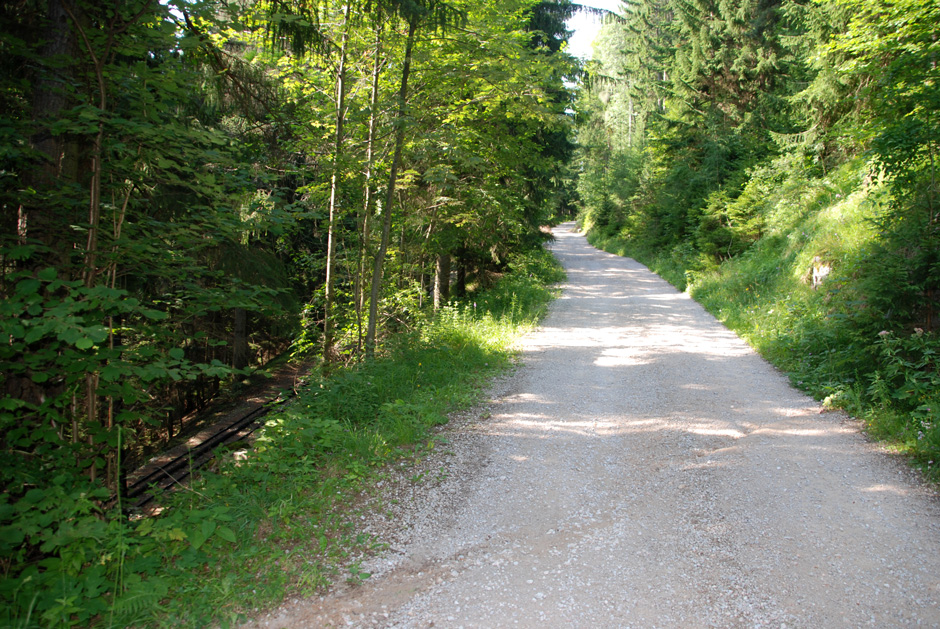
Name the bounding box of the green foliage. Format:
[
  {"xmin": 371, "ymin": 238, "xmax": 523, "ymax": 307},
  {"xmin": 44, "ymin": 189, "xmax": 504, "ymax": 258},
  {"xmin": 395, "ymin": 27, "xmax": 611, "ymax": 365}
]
[
  {"xmin": 468, "ymin": 249, "xmax": 566, "ymax": 323},
  {"xmin": 868, "ymin": 330, "xmax": 940, "ymax": 465},
  {"xmin": 574, "ymin": 0, "xmax": 940, "ymax": 478},
  {"xmin": 0, "ymin": 246, "xmax": 562, "ymax": 627},
  {"xmin": 855, "ymin": 209, "xmax": 940, "ymax": 332},
  {"xmin": 586, "ymin": 151, "xmax": 940, "ymax": 478},
  {"xmin": 3, "ymin": 0, "xmax": 300, "ymax": 622},
  {"xmin": 828, "ymin": 0, "xmax": 940, "ymax": 195},
  {"xmin": 1, "ymin": 0, "xmax": 576, "ymax": 622},
  {"xmin": 0, "ymin": 259, "xmax": 270, "ymax": 627},
  {"xmin": 157, "ymin": 247, "xmax": 560, "ymax": 625}
]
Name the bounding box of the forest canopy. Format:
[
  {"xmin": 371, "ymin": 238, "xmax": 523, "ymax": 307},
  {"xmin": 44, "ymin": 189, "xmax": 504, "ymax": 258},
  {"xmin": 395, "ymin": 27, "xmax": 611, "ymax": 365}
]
[
  {"xmin": 1, "ymin": 0, "xmax": 578, "ymax": 484},
  {"xmin": 1, "ymin": 0, "xmax": 577, "ymax": 623}
]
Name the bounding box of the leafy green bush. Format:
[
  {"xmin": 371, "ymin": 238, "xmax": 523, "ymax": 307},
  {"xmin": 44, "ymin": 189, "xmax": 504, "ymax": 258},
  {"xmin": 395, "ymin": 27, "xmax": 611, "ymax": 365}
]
[
  {"xmin": 866, "ymin": 330, "xmax": 940, "ymax": 464},
  {"xmin": 584, "ymin": 149, "xmax": 939, "ymax": 481},
  {"xmin": 1, "ymin": 246, "xmax": 563, "ymax": 627},
  {"xmin": 0, "ymin": 258, "xmax": 256, "ymax": 628}
]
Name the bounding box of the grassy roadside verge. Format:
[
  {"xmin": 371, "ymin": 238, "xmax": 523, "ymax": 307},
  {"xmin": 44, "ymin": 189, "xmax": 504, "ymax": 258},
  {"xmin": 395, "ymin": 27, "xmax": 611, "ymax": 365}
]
[
  {"xmin": 157, "ymin": 248, "xmax": 564, "ymax": 627},
  {"xmin": 580, "ymin": 161, "xmax": 940, "ymax": 485},
  {"xmin": 4, "ymin": 246, "xmax": 564, "ymax": 629}
]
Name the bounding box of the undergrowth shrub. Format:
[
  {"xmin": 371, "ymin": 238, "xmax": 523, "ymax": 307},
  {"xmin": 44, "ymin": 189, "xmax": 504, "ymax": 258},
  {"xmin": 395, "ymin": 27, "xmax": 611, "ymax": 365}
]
[
  {"xmin": 0, "ymin": 246, "xmax": 564, "ymax": 628},
  {"xmin": 583, "ymin": 151, "xmax": 939, "ymax": 480},
  {"xmin": 866, "ymin": 330, "xmax": 940, "ymax": 466}
]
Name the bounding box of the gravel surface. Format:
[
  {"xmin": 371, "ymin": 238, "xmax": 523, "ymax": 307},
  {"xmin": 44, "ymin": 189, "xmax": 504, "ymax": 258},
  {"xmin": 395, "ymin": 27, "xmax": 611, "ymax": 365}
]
[{"xmin": 247, "ymin": 222, "xmax": 940, "ymax": 628}]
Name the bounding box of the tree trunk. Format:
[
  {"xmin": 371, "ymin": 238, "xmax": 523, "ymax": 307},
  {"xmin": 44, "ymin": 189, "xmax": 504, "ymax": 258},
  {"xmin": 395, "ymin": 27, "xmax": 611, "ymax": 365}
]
[
  {"xmin": 233, "ymin": 307, "xmax": 248, "ymax": 369},
  {"xmin": 61, "ymin": 1, "xmax": 111, "ymax": 484},
  {"xmin": 355, "ymin": 24, "xmax": 383, "ymax": 356},
  {"xmin": 27, "ymin": 0, "xmax": 80, "ymax": 258},
  {"xmin": 433, "ymin": 253, "xmax": 450, "ymax": 310},
  {"xmin": 627, "ymin": 80, "xmax": 634, "ymax": 148},
  {"xmin": 323, "ymin": 2, "xmax": 352, "ymax": 369},
  {"xmin": 366, "ymin": 15, "xmax": 418, "ymax": 357},
  {"xmin": 455, "ymin": 262, "xmax": 466, "ymax": 298}
]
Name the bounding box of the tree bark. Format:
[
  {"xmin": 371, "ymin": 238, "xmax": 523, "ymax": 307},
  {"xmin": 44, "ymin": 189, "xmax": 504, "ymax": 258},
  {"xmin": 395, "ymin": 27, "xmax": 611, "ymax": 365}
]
[
  {"xmin": 355, "ymin": 24, "xmax": 383, "ymax": 356},
  {"xmin": 233, "ymin": 307, "xmax": 248, "ymax": 370},
  {"xmin": 455, "ymin": 246, "xmax": 467, "ymax": 298},
  {"xmin": 433, "ymin": 253, "xmax": 450, "ymax": 310},
  {"xmin": 323, "ymin": 2, "xmax": 352, "ymax": 369},
  {"xmin": 366, "ymin": 15, "xmax": 418, "ymax": 358},
  {"xmin": 27, "ymin": 0, "xmax": 80, "ymax": 257}
]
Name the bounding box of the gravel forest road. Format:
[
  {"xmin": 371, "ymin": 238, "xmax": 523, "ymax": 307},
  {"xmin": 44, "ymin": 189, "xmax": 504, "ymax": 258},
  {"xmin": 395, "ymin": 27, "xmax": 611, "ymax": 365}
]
[{"xmin": 250, "ymin": 222, "xmax": 940, "ymax": 628}]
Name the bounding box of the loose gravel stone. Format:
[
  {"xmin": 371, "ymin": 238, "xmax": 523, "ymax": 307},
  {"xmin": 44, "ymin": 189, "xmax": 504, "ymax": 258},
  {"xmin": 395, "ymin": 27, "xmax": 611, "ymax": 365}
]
[{"xmin": 245, "ymin": 222, "xmax": 940, "ymax": 628}]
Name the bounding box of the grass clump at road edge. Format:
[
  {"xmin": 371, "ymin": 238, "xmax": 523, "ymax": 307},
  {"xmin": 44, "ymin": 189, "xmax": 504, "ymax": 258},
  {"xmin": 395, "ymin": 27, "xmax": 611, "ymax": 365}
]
[{"xmin": 107, "ymin": 246, "xmax": 563, "ymax": 628}]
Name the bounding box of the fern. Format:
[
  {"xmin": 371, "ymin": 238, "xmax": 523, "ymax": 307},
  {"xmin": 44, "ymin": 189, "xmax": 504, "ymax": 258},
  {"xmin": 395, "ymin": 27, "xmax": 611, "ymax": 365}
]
[{"xmin": 108, "ymin": 586, "xmax": 166, "ymax": 627}]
